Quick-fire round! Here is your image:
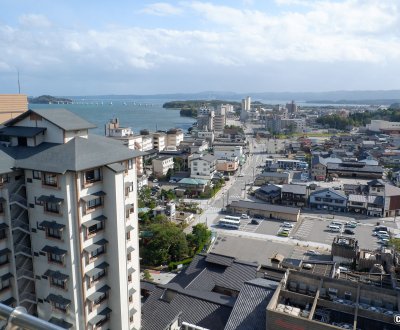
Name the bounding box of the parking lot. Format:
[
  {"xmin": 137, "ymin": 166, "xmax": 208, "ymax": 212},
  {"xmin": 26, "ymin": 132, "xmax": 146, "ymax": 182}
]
[
  {"xmin": 214, "ymin": 212, "xmax": 395, "ymax": 251},
  {"xmin": 291, "ymin": 216, "xmax": 384, "ymax": 250}
]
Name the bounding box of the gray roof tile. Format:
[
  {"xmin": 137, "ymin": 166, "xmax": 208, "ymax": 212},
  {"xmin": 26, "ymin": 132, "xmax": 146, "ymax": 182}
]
[
  {"xmin": 224, "ymin": 279, "xmax": 278, "ymax": 330},
  {"xmin": 15, "ymin": 135, "xmax": 142, "ymax": 173},
  {"xmin": 6, "ymin": 109, "xmax": 96, "ymax": 130}
]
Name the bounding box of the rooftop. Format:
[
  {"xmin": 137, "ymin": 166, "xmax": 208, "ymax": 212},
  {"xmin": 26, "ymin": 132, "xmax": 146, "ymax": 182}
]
[
  {"xmin": 6, "ymin": 108, "xmax": 96, "ymax": 131},
  {"xmin": 228, "ymin": 200, "xmax": 300, "ymax": 215}
]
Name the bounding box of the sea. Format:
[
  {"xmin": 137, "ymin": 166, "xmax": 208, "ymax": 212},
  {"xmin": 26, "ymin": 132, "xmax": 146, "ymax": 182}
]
[{"xmin": 29, "ymin": 98, "xmax": 196, "ymax": 136}]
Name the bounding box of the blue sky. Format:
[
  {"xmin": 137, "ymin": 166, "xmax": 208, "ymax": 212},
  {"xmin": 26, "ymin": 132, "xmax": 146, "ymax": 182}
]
[{"xmin": 1, "ymin": 0, "xmax": 400, "ymax": 95}]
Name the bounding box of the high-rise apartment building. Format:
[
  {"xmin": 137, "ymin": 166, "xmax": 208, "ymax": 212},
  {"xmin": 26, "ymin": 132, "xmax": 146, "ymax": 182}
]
[{"xmin": 0, "ymin": 109, "xmax": 141, "ymax": 329}]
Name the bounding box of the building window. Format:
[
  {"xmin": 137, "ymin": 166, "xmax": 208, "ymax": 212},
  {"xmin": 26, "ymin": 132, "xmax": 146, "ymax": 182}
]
[
  {"xmin": 84, "ymin": 168, "xmax": 102, "ymax": 185},
  {"xmin": 93, "ymin": 292, "xmax": 107, "ymax": 306},
  {"xmin": 0, "ymin": 254, "xmax": 9, "ymax": 266},
  {"xmin": 53, "ymin": 301, "xmax": 68, "ymax": 313},
  {"xmin": 42, "ymin": 172, "xmax": 58, "ymax": 187},
  {"xmin": 128, "ymin": 159, "xmax": 134, "ymax": 170},
  {"xmin": 45, "ymin": 202, "xmax": 60, "ymax": 214},
  {"xmin": 48, "ymin": 253, "xmax": 64, "ymax": 265},
  {"xmin": 128, "ymin": 274, "xmax": 132, "ymax": 283},
  {"xmin": 0, "ymin": 278, "xmax": 11, "ymax": 292},
  {"xmin": 89, "ymin": 245, "xmax": 106, "ymax": 261},
  {"xmin": 86, "ymin": 221, "xmax": 104, "ymax": 238},
  {"xmin": 0, "ymin": 229, "xmax": 6, "ymax": 240},
  {"xmin": 315, "ymin": 197, "xmax": 321, "ymax": 201},
  {"xmin": 86, "ymin": 197, "xmax": 103, "ymax": 211},
  {"xmin": 46, "ymin": 228, "xmax": 62, "ymax": 240},
  {"xmin": 51, "ymin": 277, "xmax": 67, "ymax": 290},
  {"xmin": 126, "ymin": 232, "xmax": 131, "ymax": 241},
  {"xmin": 0, "ymin": 203, "xmax": 3, "ymax": 214},
  {"xmin": 90, "ymin": 270, "xmax": 106, "ymax": 284},
  {"xmin": 33, "ymin": 170, "xmax": 41, "ymax": 179}
]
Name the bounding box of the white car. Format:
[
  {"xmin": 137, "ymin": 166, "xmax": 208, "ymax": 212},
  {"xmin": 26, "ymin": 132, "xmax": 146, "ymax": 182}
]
[
  {"xmin": 338, "ymin": 266, "xmax": 349, "ymax": 272},
  {"xmin": 282, "ymin": 222, "xmax": 294, "ymax": 228},
  {"xmin": 307, "ymin": 250, "xmax": 321, "ymax": 256},
  {"xmin": 238, "ymin": 173, "xmax": 244, "ymax": 177},
  {"xmin": 152, "ymin": 179, "xmax": 158, "ymax": 183}
]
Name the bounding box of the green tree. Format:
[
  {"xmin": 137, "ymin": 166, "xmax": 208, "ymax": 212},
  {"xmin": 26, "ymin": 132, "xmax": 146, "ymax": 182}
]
[
  {"xmin": 143, "ymin": 269, "xmax": 153, "ymax": 281},
  {"xmin": 141, "ymin": 223, "xmax": 189, "ymax": 266}
]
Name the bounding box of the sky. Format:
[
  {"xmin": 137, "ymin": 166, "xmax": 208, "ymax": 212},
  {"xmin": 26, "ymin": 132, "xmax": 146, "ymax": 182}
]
[{"xmin": 1, "ymin": 0, "xmax": 400, "ymax": 96}]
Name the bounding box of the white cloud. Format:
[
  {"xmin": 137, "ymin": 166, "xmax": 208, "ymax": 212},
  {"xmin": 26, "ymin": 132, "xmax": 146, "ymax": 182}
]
[
  {"xmin": 1, "ymin": 0, "xmax": 400, "ymax": 93},
  {"xmin": 140, "ymin": 2, "xmax": 183, "ymax": 16},
  {"xmin": 18, "ymin": 14, "xmax": 52, "ymax": 28}
]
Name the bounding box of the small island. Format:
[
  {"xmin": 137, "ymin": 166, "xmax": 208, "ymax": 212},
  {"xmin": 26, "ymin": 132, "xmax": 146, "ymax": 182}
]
[
  {"xmin": 163, "ymin": 100, "xmax": 241, "ymax": 117},
  {"xmin": 28, "ymin": 95, "xmax": 73, "ymax": 104}
]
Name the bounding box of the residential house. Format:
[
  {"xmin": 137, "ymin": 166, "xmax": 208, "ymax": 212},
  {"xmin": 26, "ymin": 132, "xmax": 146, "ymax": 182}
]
[
  {"xmin": 309, "ymin": 188, "xmax": 347, "ymax": 212},
  {"xmin": 281, "ymin": 184, "xmax": 309, "ymax": 207},
  {"xmin": 254, "ymin": 184, "xmax": 281, "ymax": 204}
]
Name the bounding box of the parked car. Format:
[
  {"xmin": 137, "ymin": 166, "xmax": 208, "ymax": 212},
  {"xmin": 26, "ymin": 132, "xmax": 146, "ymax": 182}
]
[
  {"xmin": 278, "ymin": 231, "xmax": 289, "ymax": 237},
  {"xmin": 152, "ymin": 179, "xmax": 158, "ymax": 183},
  {"xmin": 307, "ymin": 250, "xmax": 321, "ymax": 256},
  {"xmin": 302, "ymin": 263, "xmax": 313, "ymax": 270},
  {"xmin": 344, "ymin": 229, "xmax": 355, "ymax": 235},
  {"xmin": 169, "ymin": 179, "xmax": 176, "ymax": 183},
  {"xmin": 251, "ymin": 219, "xmax": 260, "ymax": 225},
  {"xmin": 338, "ymin": 266, "xmax": 349, "ymax": 272},
  {"xmin": 241, "ymin": 214, "xmax": 250, "ymax": 219},
  {"xmin": 282, "ymin": 222, "xmax": 294, "ymax": 228}
]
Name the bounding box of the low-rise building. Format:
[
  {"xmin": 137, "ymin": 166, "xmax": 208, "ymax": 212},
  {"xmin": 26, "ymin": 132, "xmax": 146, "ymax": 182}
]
[
  {"xmin": 254, "ymin": 184, "xmax": 281, "ymax": 204},
  {"xmin": 281, "ymin": 184, "xmax": 309, "ymax": 207},
  {"xmin": 152, "ymin": 156, "xmax": 174, "ymax": 178},
  {"xmin": 331, "ymin": 236, "xmax": 359, "ymax": 265},
  {"xmin": 309, "ymin": 188, "xmax": 347, "ymax": 212},
  {"xmin": 166, "ymin": 128, "xmax": 184, "ymax": 148},
  {"xmin": 327, "ymin": 162, "xmax": 383, "ymax": 179},
  {"xmin": 190, "ymin": 154, "xmax": 217, "ymax": 181},
  {"xmin": 254, "ymin": 172, "xmax": 292, "ymax": 186},
  {"xmin": 266, "ymin": 270, "xmax": 399, "ymax": 330},
  {"xmin": 216, "ymin": 158, "xmax": 239, "ymax": 173},
  {"xmin": 227, "ymin": 200, "xmax": 301, "ymax": 222},
  {"xmin": 152, "ymin": 132, "xmax": 166, "ymax": 151}
]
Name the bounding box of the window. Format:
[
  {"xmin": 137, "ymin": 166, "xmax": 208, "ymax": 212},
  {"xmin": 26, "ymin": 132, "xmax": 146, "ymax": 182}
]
[
  {"xmin": 0, "ymin": 254, "xmax": 9, "ymax": 266},
  {"xmin": 42, "ymin": 172, "xmax": 58, "ymax": 187},
  {"xmin": 51, "ymin": 277, "xmax": 67, "ymax": 290},
  {"xmin": 45, "ymin": 202, "xmax": 60, "ymax": 214},
  {"xmin": 335, "ymin": 200, "xmax": 344, "ymax": 204},
  {"xmin": 89, "ymin": 246, "xmax": 106, "ymax": 261},
  {"xmin": 127, "ymin": 159, "xmax": 134, "ymax": 170},
  {"xmin": 91, "ymin": 270, "xmax": 106, "ymax": 284},
  {"xmin": 86, "ymin": 197, "xmax": 103, "ymax": 211},
  {"xmin": 87, "ymin": 221, "xmax": 104, "ymax": 237},
  {"xmin": 128, "ymin": 274, "xmax": 132, "ymax": 283},
  {"xmin": 84, "ymin": 168, "xmax": 102, "ymax": 185},
  {"xmin": 0, "ymin": 203, "xmax": 3, "ymax": 214},
  {"xmin": 0, "ymin": 229, "xmax": 6, "ymax": 240},
  {"xmin": 126, "ymin": 232, "xmax": 131, "ymax": 241},
  {"xmin": 0, "ymin": 278, "xmax": 11, "ymax": 292},
  {"xmin": 127, "ymin": 252, "xmax": 131, "ymax": 261},
  {"xmin": 33, "ymin": 170, "xmax": 41, "ymax": 179},
  {"xmin": 49, "ymin": 253, "xmax": 64, "ymax": 265},
  {"xmin": 93, "ymin": 292, "xmax": 107, "ymax": 306},
  {"xmin": 46, "ymin": 228, "xmax": 62, "ymax": 240},
  {"xmin": 54, "ymin": 301, "xmax": 68, "ymax": 313}
]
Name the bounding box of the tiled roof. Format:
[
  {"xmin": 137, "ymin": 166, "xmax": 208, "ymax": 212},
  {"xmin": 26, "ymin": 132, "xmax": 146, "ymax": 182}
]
[
  {"xmin": 281, "ymin": 184, "xmax": 307, "ymax": 194},
  {"xmin": 6, "ymin": 109, "xmax": 97, "ymax": 130},
  {"xmin": 224, "ymin": 279, "xmax": 278, "ymax": 330},
  {"xmin": 141, "ymin": 253, "xmax": 263, "ymax": 330},
  {"xmin": 141, "ymin": 284, "xmax": 233, "ymax": 330},
  {"xmin": 228, "ymin": 200, "xmax": 300, "ymax": 215},
  {"xmin": 15, "ymin": 135, "xmax": 141, "ymax": 173}
]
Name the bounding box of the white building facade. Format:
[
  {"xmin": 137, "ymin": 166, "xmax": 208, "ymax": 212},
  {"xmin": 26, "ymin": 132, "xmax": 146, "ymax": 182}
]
[{"xmin": 0, "ymin": 109, "xmax": 141, "ymax": 330}]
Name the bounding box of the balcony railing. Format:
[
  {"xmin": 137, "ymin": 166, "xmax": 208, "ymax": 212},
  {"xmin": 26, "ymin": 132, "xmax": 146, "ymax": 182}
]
[{"xmin": 0, "ymin": 304, "xmax": 65, "ymax": 330}]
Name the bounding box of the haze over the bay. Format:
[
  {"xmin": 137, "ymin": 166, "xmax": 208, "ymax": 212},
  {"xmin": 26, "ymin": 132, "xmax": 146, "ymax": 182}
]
[{"xmin": 1, "ymin": 0, "xmax": 400, "ymax": 96}]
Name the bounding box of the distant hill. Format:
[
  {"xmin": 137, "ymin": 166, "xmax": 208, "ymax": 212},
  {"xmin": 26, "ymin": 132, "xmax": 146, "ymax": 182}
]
[
  {"xmin": 29, "ymin": 95, "xmax": 73, "ymax": 104},
  {"xmin": 64, "ymin": 90, "xmax": 400, "ymax": 104}
]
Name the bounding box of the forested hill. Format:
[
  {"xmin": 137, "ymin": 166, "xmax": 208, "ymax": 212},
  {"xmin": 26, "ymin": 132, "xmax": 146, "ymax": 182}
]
[{"xmin": 29, "ymin": 95, "xmax": 73, "ymax": 104}]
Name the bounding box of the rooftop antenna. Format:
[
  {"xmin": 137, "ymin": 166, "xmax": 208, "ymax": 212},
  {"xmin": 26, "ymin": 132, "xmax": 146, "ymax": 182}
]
[{"xmin": 17, "ymin": 68, "xmax": 21, "ymax": 94}]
